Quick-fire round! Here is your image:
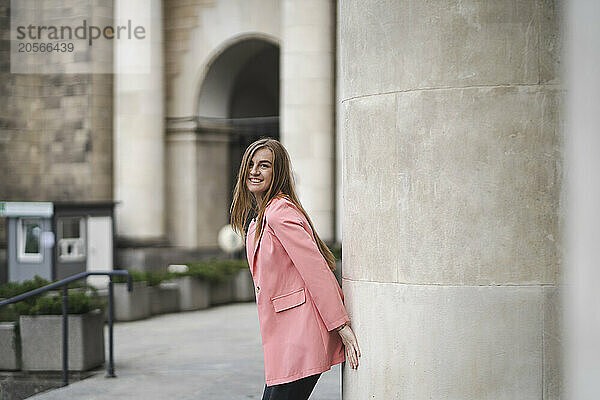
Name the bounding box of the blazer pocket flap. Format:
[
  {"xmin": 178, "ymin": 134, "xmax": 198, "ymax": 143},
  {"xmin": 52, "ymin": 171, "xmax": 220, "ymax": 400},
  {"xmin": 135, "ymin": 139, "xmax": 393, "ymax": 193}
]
[{"xmin": 271, "ymin": 288, "xmax": 305, "ymax": 312}]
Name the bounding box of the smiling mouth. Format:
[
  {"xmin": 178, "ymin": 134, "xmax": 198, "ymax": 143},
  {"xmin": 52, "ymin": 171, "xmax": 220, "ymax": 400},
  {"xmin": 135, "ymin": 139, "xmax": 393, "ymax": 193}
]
[{"xmin": 248, "ymin": 178, "xmax": 262, "ymax": 183}]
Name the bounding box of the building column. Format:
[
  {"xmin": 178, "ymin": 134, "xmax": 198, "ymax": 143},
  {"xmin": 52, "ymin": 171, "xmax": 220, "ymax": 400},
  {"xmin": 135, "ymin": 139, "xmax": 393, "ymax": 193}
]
[
  {"xmin": 281, "ymin": 0, "xmax": 335, "ymax": 241},
  {"xmin": 166, "ymin": 119, "xmax": 197, "ymax": 248},
  {"xmin": 113, "ymin": 0, "xmax": 165, "ymax": 241},
  {"xmin": 166, "ymin": 120, "xmax": 230, "ymax": 249},
  {"xmin": 339, "ymin": 1, "xmax": 562, "ymax": 398},
  {"xmin": 195, "ymin": 129, "xmax": 230, "ymax": 248}
]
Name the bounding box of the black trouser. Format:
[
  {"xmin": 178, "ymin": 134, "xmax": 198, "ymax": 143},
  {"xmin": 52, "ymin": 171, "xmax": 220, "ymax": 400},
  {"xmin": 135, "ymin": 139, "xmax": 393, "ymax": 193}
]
[{"xmin": 261, "ymin": 373, "xmax": 321, "ymax": 400}]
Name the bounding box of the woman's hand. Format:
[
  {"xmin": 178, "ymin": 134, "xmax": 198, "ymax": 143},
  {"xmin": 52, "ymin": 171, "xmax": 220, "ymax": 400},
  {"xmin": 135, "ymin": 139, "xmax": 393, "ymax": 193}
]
[{"xmin": 337, "ymin": 324, "xmax": 361, "ymax": 369}]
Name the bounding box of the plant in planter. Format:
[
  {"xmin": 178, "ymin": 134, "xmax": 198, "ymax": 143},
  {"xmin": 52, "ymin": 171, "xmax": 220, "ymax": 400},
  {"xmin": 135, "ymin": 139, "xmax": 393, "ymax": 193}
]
[
  {"xmin": 145, "ymin": 271, "xmax": 180, "ymax": 315},
  {"xmin": 111, "ymin": 270, "xmax": 150, "ymax": 321},
  {"xmin": 207, "ymin": 260, "xmax": 236, "ymax": 306},
  {"xmin": 18, "ymin": 290, "xmax": 106, "ymax": 371},
  {"xmin": 168, "ymin": 264, "xmax": 212, "ymax": 311},
  {"xmin": 231, "ymin": 260, "xmax": 254, "ymax": 302},
  {"xmin": 209, "ymin": 260, "xmax": 250, "ymax": 305},
  {"xmin": 0, "ymin": 275, "xmax": 50, "ymax": 298},
  {"xmin": 168, "ymin": 259, "xmax": 252, "ymax": 311},
  {"xmin": 0, "ymin": 275, "xmax": 50, "ymax": 319},
  {"xmin": 188, "ymin": 259, "xmax": 249, "ymax": 306},
  {"xmin": 0, "ymin": 275, "xmax": 50, "ymax": 371},
  {"xmin": 175, "ymin": 259, "xmax": 248, "ymax": 305}
]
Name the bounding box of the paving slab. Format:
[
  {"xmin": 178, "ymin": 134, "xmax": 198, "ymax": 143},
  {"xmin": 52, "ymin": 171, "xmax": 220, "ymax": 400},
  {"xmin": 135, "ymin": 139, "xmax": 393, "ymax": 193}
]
[{"xmin": 29, "ymin": 302, "xmax": 341, "ymax": 400}]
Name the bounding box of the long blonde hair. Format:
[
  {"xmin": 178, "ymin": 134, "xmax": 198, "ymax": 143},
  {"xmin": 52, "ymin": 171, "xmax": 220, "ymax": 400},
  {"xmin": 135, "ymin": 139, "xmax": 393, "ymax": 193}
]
[{"xmin": 230, "ymin": 138, "xmax": 336, "ymax": 272}]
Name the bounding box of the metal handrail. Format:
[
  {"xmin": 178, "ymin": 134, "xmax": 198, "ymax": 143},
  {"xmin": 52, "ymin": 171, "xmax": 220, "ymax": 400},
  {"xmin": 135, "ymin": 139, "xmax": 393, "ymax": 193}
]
[{"xmin": 0, "ymin": 270, "xmax": 133, "ymax": 387}]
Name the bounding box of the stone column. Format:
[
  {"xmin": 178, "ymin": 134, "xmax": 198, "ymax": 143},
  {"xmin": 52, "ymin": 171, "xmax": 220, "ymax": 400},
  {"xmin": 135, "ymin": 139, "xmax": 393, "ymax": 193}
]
[
  {"xmin": 166, "ymin": 121, "xmax": 231, "ymax": 249},
  {"xmin": 114, "ymin": 0, "xmax": 165, "ymax": 241},
  {"xmin": 166, "ymin": 119, "xmax": 197, "ymax": 248},
  {"xmin": 196, "ymin": 133, "xmax": 230, "ymax": 248},
  {"xmin": 281, "ymin": 0, "xmax": 335, "ymax": 240},
  {"xmin": 339, "ymin": 1, "xmax": 562, "ymax": 399}
]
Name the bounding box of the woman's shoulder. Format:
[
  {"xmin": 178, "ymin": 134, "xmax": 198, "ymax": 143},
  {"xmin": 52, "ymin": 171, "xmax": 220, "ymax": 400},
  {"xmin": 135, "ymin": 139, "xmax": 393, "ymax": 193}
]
[
  {"xmin": 265, "ymin": 195, "xmax": 302, "ymax": 222},
  {"xmin": 265, "ymin": 194, "xmax": 294, "ymax": 214}
]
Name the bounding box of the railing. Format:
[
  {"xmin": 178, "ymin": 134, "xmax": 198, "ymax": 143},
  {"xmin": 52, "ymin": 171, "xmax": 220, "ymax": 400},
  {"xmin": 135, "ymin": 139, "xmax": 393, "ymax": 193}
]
[{"xmin": 0, "ymin": 271, "xmax": 133, "ymax": 387}]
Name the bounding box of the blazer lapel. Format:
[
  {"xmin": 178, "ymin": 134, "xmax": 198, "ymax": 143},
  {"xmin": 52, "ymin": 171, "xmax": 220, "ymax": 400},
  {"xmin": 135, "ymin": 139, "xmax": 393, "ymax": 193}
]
[
  {"xmin": 248, "ymin": 196, "xmax": 283, "ymax": 275},
  {"xmin": 248, "ymin": 215, "xmax": 267, "ymax": 276}
]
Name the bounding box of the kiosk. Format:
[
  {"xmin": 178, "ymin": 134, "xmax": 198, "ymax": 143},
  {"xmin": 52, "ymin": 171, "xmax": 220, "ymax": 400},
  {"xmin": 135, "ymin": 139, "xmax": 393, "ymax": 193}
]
[{"xmin": 0, "ymin": 201, "xmax": 116, "ymax": 288}]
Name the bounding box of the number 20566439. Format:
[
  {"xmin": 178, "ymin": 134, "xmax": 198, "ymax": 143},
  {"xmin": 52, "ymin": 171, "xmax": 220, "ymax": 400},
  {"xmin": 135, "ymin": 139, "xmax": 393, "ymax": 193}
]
[{"xmin": 17, "ymin": 42, "xmax": 74, "ymax": 53}]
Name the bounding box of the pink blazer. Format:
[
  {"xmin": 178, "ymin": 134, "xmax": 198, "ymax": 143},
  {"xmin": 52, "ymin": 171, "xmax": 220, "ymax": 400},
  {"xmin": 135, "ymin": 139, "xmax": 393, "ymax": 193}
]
[{"xmin": 246, "ymin": 196, "xmax": 349, "ymax": 386}]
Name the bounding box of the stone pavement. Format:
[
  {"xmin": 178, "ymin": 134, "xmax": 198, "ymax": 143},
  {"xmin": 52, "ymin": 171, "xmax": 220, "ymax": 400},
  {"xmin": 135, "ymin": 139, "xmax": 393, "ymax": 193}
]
[{"xmin": 29, "ymin": 303, "xmax": 341, "ymax": 400}]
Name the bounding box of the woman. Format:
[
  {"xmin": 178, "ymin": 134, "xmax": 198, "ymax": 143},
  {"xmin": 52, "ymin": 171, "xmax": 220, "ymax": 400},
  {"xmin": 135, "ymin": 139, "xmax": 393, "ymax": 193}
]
[{"xmin": 230, "ymin": 138, "xmax": 361, "ymax": 400}]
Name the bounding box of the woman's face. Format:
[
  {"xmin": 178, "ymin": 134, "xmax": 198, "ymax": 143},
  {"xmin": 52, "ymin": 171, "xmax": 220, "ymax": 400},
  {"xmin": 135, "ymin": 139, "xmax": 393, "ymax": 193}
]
[{"xmin": 247, "ymin": 147, "xmax": 274, "ymax": 200}]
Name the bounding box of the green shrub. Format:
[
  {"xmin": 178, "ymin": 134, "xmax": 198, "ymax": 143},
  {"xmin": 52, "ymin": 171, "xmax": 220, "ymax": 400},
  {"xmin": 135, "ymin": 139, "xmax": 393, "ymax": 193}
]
[
  {"xmin": 144, "ymin": 270, "xmax": 172, "ymax": 287},
  {"xmin": 0, "ymin": 275, "xmax": 50, "ymax": 322},
  {"xmin": 184, "ymin": 262, "xmax": 224, "ymax": 283},
  {"xmin": 173, "ymin": 259, "xmax": 249, "ymax": 283},
  {"xmin": 0, "ymin": 305, "xmax": 19, "ymax": 322},
  {"xmin": 109, "ymin": 269, "xmax": 174, "ymax": 286},
  {"xmin": 0, "ymin": 275, "xmax": 50, "ymax": 299},
  {"xmin": 111, "ymin": 269, "xmax": 146, "ymax": 284},
  {"xmin": 0, "ymin": 276, "xmax": 106, "ymax": 318},
  {"xmin": 20, "ymin": 291, "xmax": 106, "ymax": 316},
  {"xmin": 213, "ymin": 259, "xmax": 248, "ymax": 278}
]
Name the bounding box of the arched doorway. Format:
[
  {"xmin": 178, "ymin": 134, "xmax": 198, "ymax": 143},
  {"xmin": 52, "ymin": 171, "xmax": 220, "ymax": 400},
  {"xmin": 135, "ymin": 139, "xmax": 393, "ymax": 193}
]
[{"xmin": 195, "ymin": 37, "xmax": 279, "ymax": 245}]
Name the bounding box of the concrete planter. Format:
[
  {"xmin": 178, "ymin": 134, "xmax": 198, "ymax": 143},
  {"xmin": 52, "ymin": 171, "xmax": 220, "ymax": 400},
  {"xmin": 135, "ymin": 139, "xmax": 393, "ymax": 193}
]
[
  {"xmin": 174, "ymin": 276, "xmax": 210, "ymax": 311},
  {"xmin": 19, "ymin": 309, "xmax": 105, "ymax": 371},
  {"xmin": 232, "ymin": 268, "xmax": 255, "ymax": 302},
  {"xmin": 0, "ymin": 322, "xmax": 20, "ymax": 370},
  {"xmin": 150, "ymin": 282, "xmax": 180, "ymax": 315},
  {"xmin": 114, "ymin": 281, "xmax": 151, "ymax": 321},
  {"xmin": 210, "ymin": 280, "xmax": 233, "ymax": 306}
]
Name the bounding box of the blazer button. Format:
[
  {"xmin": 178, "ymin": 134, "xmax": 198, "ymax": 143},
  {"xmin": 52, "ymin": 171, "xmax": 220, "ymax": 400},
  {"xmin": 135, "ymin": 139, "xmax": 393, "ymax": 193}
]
[{"xmin": 256, "ymin": 285, "xmax": 260, "ymax": 293}]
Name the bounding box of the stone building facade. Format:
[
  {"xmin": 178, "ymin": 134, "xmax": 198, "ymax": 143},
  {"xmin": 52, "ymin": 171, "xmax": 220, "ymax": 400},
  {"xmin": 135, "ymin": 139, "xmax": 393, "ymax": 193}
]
[
  {"xmin": 0, "ymin": 0, "xmax": 113, "ymax": 282},
  {"xmin": 0, "ymin": 0, "xmax": 113, "ymax": 206}
]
